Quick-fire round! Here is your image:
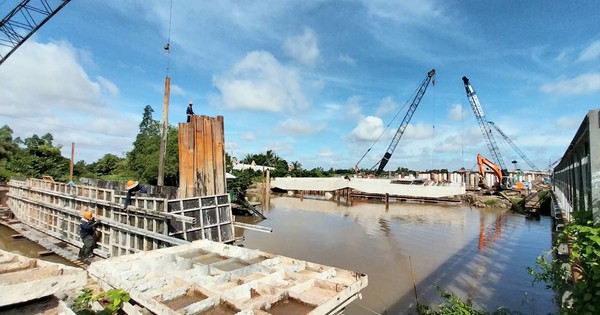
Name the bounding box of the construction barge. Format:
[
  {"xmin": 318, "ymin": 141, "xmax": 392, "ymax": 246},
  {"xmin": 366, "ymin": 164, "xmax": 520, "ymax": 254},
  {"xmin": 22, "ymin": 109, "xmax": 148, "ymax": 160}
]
[{"xmin": 0, "ymin": 177, "xmax": 368, "ymax": 314}]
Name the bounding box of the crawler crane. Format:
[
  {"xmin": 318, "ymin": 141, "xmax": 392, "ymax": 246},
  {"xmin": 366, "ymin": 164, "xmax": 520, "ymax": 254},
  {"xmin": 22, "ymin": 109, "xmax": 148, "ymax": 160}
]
[
  {"xmin": 372, "ymin": 69, "xmax": 436, "ymax": 175},
  {"xmin": 462, "ymin": 76, "xmax": 511, "ymax": 188}
]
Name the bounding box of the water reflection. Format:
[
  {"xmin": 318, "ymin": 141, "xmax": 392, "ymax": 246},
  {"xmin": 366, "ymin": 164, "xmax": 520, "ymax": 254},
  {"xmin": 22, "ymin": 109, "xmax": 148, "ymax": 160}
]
[
  {"xmin": 0, "ymin": 225, "xmax": 76, "ymax": 266},
  {"xmin": 236, "ymin": 196, "xmax": 556, "ymax": 314}
]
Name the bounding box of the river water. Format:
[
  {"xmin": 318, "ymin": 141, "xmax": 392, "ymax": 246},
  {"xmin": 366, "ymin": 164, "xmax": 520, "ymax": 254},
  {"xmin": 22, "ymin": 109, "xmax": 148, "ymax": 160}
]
[
  {"xmin": 0, "ymin": 224, "xmax": 75, "ymax": 266},
  {"xmin": 235, "ymin": 196, "xmax": 557, "ymax": 315}
]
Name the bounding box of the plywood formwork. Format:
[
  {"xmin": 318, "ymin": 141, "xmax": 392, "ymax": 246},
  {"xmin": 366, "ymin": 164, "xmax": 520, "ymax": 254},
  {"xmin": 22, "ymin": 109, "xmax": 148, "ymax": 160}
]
[
  {"xmin": 6, "ymin": 178, "xmax": 235, "ymax": 259},
  {"xmin": 178, "ymin": 115, "xmax": 227, "ymax": 198}
]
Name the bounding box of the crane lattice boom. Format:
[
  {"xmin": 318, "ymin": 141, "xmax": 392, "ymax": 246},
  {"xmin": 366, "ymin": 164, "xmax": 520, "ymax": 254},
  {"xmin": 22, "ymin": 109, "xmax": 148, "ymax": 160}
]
[
  {"xmin": 375, "ymin": 69, "xmax": 435, "ymax": 175},
  {"xmin": 461, "ymin": 76, "xmax": 507, "ymax": 170},
  {"xmin": 487, "ymin": 121, "xmax": 537, "ymax": 170},
  {"xmin": 0, "ymin": 0, "xmax": 72, "ymax": 66}
]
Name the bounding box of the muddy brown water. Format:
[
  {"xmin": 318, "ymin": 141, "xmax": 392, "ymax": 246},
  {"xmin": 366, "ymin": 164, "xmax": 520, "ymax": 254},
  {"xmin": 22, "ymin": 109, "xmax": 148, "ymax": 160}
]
[
  {"xmin": 0, "ymin": 224, "xmax": 76, "ymax": 267},
  {"xmin": 235, "ymin": 196, "xmax": 557, "ymax": 315}
]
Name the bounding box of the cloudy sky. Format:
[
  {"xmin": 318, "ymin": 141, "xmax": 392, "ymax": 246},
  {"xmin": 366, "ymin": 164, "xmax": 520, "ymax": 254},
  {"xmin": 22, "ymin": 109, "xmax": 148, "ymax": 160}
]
[{"xmin": 1, "ymin": 1, "xmax": 599, "ymax": 172}]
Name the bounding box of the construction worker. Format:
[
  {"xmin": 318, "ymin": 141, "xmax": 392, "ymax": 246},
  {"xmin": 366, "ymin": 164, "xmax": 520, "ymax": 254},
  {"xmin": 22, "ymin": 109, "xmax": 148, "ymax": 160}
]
[
  {"xmin": 186, "ymin": 101, "xmax": 195, "ymax": 122},
  {"xmin": 123, "ymin": 180, "xmax": 147, "ymax": 209},
  {"xmin": 78, "ymin": 211, "xmax": 99, "ymax": 260}
]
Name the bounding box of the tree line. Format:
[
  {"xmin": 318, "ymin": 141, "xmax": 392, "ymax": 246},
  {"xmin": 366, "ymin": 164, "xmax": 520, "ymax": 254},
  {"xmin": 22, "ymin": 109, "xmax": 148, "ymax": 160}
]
[{"xmin": 3, "ymin": 105, "xmax": 401, "ymax": 189}]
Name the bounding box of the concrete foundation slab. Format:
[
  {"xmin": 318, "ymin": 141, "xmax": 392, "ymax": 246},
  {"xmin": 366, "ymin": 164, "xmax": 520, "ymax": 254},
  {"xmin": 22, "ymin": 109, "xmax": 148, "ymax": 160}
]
[{"xmin": 88, "ymin": 240, "xmax": 368, "ymax": 315}]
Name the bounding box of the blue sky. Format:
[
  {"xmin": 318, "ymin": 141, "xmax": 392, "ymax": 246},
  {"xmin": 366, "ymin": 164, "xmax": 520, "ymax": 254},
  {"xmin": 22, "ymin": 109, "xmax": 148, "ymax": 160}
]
[{"xmin": 1, "ymin": 1, "xmax": 599, "ymax": 172}]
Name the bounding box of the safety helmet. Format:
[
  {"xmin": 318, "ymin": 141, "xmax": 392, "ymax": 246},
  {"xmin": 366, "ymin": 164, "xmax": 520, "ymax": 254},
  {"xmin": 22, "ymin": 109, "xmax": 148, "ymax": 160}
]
[
  {"xmin": 126, "ymin": 180, "xmax": 139, "ymax": 190},
  {"xmin": 83, "ymin": 212, "xmax": 93, "ymax": 219}
]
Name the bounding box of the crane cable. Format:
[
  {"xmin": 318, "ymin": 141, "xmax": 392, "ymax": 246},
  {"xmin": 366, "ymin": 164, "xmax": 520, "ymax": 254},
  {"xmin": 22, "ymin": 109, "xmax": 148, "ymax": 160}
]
[
  {"xmin": 164, "ymin": 0, "xmax": 174, "ymax": 75},
  {"xmin": 355, "ymin": 83, "xmax": 422, "ymax": 170},
  {"xmin": 431, "ymin": 77, "xmax": 436, "ymax": 170}
]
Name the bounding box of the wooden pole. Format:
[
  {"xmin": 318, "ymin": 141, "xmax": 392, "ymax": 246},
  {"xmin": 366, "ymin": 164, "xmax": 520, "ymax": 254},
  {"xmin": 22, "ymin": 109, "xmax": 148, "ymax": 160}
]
[
  {"xmin": 409, "ymin": 256, "xmax": 418, "ymax": 303},
  {"xmin": 69, "ymin": 142, "xmax": 74, "ymax": 182},
  {"xmin": 158, "ymin": 76, "xmax": 170, "ymax": 186},
  {"xmin": 385, "ymin": 193, "xmax": 389, "ymax": 210}
]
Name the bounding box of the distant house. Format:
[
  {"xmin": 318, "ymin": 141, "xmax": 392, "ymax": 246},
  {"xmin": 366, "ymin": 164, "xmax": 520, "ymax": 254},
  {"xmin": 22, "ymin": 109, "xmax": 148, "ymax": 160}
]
[{"xmin": 232, "ymin": 159, "xmax": 275, "ymax": 171}]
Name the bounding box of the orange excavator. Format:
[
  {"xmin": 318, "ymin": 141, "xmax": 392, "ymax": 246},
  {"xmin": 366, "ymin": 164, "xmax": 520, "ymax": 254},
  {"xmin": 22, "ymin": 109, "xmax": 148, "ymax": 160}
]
[{"xmin": 477, "ymin": 154, "xmax": 511, "ymax": 190}]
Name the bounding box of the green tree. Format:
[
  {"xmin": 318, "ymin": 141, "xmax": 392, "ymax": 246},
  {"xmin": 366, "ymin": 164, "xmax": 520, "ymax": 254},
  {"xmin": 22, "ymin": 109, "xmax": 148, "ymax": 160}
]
[
  {"xmin": 10, "ymin": 133, "xmax": 69, "ymax": 181},
  {"xmin": 127, "ymin": 105, "xmax": 161, "ymax": 184},
  {"xmin": 125, "ymin": 105, "xmax": 179, "ymax": 186},
  {"xmin": 0, "ymin": 125, "xmax": 20, "ymax": 182},
  {"xmin": 92, "ymin": 154, "xmax": 123, "ymax": 175}
]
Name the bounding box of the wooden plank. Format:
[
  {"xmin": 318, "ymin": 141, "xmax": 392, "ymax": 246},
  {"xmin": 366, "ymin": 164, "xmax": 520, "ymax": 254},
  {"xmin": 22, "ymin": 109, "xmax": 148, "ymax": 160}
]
[
  {"xmin": 38, "ymin": 250, "xmax": 54, "ymax": 256},
  {"xmin": 204, "ymin": 117, "xmax": 215, "ymax": 195},
  {"xmin": 178, "ymin": 122, "xmax": 191, "ymax": 198},
  {"xmin": 214, "ymin": 116, "xmax": 226, "ymax": 195},
  {"xmin": 195, "ymin": 116, "xmax": 207, "ymax": 196}
]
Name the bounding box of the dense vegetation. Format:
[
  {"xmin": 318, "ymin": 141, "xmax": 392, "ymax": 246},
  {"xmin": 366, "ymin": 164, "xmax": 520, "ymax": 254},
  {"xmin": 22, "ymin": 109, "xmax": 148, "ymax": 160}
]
[
  {"xmin": 1, "ymin": 105, "xmax": 432, "ymax": 188},
  {"xmin": 529, "ymin": 210, "xmax": 600, "ymax": 315}
]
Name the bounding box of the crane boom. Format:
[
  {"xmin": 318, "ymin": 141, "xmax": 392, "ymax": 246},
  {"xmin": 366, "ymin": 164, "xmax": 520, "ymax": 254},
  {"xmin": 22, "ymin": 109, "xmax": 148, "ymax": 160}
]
[
  {"xmin": 375, "ymin": 69, "xmax": 435, "ymax": 175},
  {"xmin": 0, "ymin": 0, "xmax": 72, "ymax": 66},
  {"xmin": 487, "ymin": 121, "xmax": 538, "ymax": 170},
  {"xmin": 461, "ymin": 76, "xmax": 507, "ymax": 170}
]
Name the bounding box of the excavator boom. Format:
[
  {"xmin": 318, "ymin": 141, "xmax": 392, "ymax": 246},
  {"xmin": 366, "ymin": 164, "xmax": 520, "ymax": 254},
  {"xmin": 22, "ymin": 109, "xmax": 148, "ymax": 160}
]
[{"xmin": 477, "ymin": 154, "xmax": 503, "ymax": 184}]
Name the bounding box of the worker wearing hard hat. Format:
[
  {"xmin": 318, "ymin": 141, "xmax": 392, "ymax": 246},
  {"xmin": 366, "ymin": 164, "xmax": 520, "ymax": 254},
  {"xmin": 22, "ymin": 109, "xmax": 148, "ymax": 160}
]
[
  {"xmin": 123, "ymin": 180, "xmax": 148, "ymax": 210},
  {"xmin": 78, "ymin": 211, "xmax": 99, "ymax": 261},
  {"xmin": 186, "ymin": 101, "xmax": 195, "ymax": 122}
]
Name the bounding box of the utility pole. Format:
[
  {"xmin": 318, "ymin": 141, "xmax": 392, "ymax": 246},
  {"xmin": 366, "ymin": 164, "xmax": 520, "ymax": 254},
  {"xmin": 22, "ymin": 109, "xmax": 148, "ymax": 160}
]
[
  {"xmin": 158, "ymin": 76, "xmax": 170, "ymax": 186},
  {"xmin": 69, "ymin": 142, "xmax": 74, "ymax": 182},
  {"xmin": 158, "ymin": 0, "xmax": 174, "ymax": 187}
]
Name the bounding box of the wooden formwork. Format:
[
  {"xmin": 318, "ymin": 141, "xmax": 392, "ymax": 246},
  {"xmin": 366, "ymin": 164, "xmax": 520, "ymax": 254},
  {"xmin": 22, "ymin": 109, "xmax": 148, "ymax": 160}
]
[
  {"xmin": 6, "ymin": 178, "xmax": 189, "ymax": 258},
  {"xmin": 178, "ymin": 115, "xmax": 227, "ymax": 198},
  {"xmin": 167, "ymin": 194, "xmax": 234, "ymax": 243}
]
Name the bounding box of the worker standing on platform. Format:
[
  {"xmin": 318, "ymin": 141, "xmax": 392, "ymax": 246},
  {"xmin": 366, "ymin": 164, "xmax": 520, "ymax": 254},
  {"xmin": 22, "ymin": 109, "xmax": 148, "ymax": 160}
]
[
  {"xmin": 78, "ymin": 212, "xmax": 99, "ymax": 260},
  {"xmin": 186, "ymin": 101, "xmax": 195, "ymax": 122},
  {"xmin": 123, "ymin": 180, "xmax": 147, "ymax": 209}
]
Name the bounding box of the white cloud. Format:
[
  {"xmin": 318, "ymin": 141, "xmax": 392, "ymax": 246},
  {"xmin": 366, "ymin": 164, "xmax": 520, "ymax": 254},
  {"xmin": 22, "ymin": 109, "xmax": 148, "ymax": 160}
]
[
  {"xmin": 403, "ymin": 123, "xmax": 433, "ymax": 139},
  {"xmin": 447, "ymin": 103, "xmax": 466, "ymax": 121},
  {"xmin": 213, "ymin": 51, "xmax": 309, "ymax": 112},
  {"xmin": 338, "ymin": 54, "xmax": 356, "ymax": 65},
  {"xmin": 578, "ymin": 39, "xmax": 600, "ymax": 62},
  {"xmin": 375, "ymin": 96, "xmax": 397, "ymax": 116},
  {"xmin": 0, "ymin": 40, "xmax": 103, "ymax": 113},
  {"xmin": 350, "ymin": 116, "xmax": 385, "ymax": 141},
  {"xmin": 283, "ymin": 27, "xmax": 320, "ymax": 67},
  {"xmin": 242, "ymin": 132, "xmax": 256, "ymax": 141},
  {"xmin": 345, "ymin": 96, "xmax": 363, "ymax": 119},
  {"xmin": 264, "ymin": 141, "xmax": 294, "ymax": 156},
  {"xmin": 277, "ymin": 118, "xmax": 326, "ymax": 136},
  {"xmin": 540, "ymin": 73, "xmax": 600, "ymax": 95},
  {"xmin": 362, "ymin": 0, "xmax": 443, "ymax": 24},
  {"xmin": 556, "ymin": 115, "xmax": 580, "ymax": 131},
  {"xmin": 170, "ymin": 84, "xmax": 186, "ymax": 96},
  {"xmin": 0, "ymin": 40, "xmax": 139, "ymax": 163},
  {"xmin": 318, "ymin": 148, "xmax": 333, "ymax": 158},
  {"xmin": 97, "ymin": 76, "xmax": 120, "ymax": 97}
]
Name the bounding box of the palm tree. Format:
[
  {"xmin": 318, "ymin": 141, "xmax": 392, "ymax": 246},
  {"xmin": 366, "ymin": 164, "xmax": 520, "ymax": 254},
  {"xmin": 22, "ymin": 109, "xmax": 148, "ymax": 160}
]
[{"xmin": 291, "ymin": 161, "xmax": 302, "ymax": 170}]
